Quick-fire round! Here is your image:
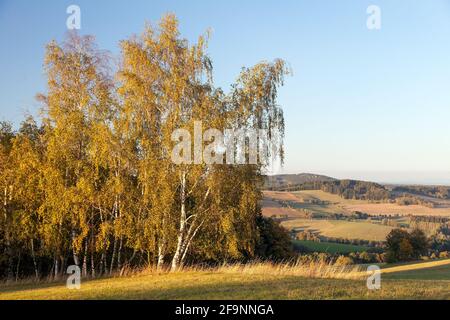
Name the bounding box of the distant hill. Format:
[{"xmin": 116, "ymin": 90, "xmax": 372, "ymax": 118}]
[
  {"xmin": 264, "ymin": 173, "xmax": 336, "ymax": 189},
  {"xmin": 264, "ymin": 173, "xmax": 450, "ymax": 202},
  {"xmin": 264, "ymin": 174, "xmax": 390, "ymax": 200}
]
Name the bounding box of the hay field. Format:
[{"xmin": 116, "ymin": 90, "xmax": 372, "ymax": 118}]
[
  {"xmin": 345, "ymin": 203, "xmax": 450, "ymax": 217},
  {"xmin": 263, "ymin": 190, "xmax": 450, "ymax": 218},
  {"xmin": 284, "ymin": 219, "xmax": 395, "ymax": 241},
  {"xmin": 260, "ymin": 197, "xmax": 302, "ymax": 217}
]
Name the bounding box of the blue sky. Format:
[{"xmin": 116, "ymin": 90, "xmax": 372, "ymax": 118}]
[{"xmin": 1, "ymin": 0, "xmax": 450, "ymax": 184}]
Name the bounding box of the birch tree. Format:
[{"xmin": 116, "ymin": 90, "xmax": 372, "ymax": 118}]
[{"xmin": 38, "ymin": 32, "xmax": 114, "ymax": 277}]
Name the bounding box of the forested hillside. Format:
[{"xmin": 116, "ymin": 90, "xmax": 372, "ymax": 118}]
[
  {"xmin": 264, "ymin": 173, "xmax": 335, "ymax": 189},
  {"xmin": 265, "ymin": 178, "xmax": 391, "ymax": 201}
]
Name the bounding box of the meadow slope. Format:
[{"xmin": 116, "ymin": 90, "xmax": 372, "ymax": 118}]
[{"xmin": 1, "ymin": 260, "xmax": 449, "ymax": 300}]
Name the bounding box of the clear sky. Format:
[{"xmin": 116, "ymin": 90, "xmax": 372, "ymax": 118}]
[{"xmin": 1, "ymin": 0, "xmax": 450, "ymax": 184}]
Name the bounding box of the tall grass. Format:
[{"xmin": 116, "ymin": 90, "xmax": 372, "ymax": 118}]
[
  {"xmin": 1, "ymin": 259, "xmax": 367, "ymax": 288},
  {"xmin": 214, "ymin": 260, "xmax": 365, "ymax": 279},
  {"xmin": 132, "ymin": 259, "xmax": 366, "ymax": 280}
]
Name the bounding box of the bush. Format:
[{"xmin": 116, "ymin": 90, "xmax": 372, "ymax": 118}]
[
  {"xmin": 255, "ymin": 216, "xmax": 295, "ymax": 261},
  {"xmin": 385, "ymin": 229, "xmax": 430, "ymax": 262},
  {"xmin": 376, "ymin": 253, "xmax": 386, "ymax": 263},
  {"xmin": 334, "ymin": 255, "xmax": 354, "ymax": 266},
  {"xmin": 359, "ymin": 251, "xmax": 372, "ymax": 263}
]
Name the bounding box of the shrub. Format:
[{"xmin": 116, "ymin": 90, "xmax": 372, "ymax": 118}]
[
  {"xmin": 359, "ymin": 251, "xmax": 372, "ymax": 263},
  {"xmin": 385, "ymin": 228, "xmax": 430, "ymax": 262},
  {"xmin": 334, "ymin": 255, "xmax": 354, "ymax": 266},
  {"xmin": 255, "ymin": 216, "xmax": 295, "ymax": 261}
]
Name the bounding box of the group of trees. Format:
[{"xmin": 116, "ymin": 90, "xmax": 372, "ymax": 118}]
[
  {"xmin": 294, "ymin": 231, "xmax": 383, "ymax": 249},
  {"xmin": 254, "ymin": 216, "xmax": 295, "ymax": 261},
  {"xmin": 409, "ymin": 216, "xmax": 448, "ymax": 236},
  {"xmin": 294, "ymin": 251, "xmax": 383, "ymax": 265},
  {"xmin": 395, "ymin": 195, "xmax": 435, "ymax": 208},
  {"xmin": 385, "ymin": 229, "xmax": 429, "ymax": 262},
  {"xmin": 392, "ymin": 186, "xmax": 450, "ymax": 200},
  {"xmin": 319, "ymin": 180, "xmax": 390, "ymax": 200},
  {"xmin": 407, "ymin": 216, "xmax": 450, "ymax": 255},
  {"xmin": 0, "ymin": 15, "xmax": 290, "ymax": 280},
  {"xmin": 271, "ymin": 180, "xmax": 391, "ymax": 201}
]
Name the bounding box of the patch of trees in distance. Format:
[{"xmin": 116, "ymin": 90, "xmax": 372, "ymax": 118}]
[
  {"xmin": 392, "ymin": 185, "xmax": 450, "ymax": 200},
  {"xmin": 268, "ymin": 180, "xmax": 391, "ymax": 201},
  {"xmin": 394, "ymin": 195, "xmax": 436, "ymax": 208}
]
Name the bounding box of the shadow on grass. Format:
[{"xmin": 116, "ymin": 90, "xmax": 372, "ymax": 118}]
[
  {"xmin": 63, "ymin": 276, "xmax": 360, "ymax": 300},
  {"xmin": 0, "ymin": 275, "xmax": 362, "ymax": 300},
  {"xmin": 0, "ymin": 275, "xmax": 115, "ymax": 295}
]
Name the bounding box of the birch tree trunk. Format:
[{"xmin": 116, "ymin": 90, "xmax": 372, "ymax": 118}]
[
  {"xmin": 71, "ymin": 231, "xmax": 80, "ymax": 266},
  {"xmin": 82, "ymin": 240, "xmax": 88, "ymax": 277},
  {"xmin": 54, "ymin": 256, "xmax": 59, "ymax": 280},
  {"xmin": 157, "ymin": 241, "xmax": 165, "ymax": 269},
  {"xmin": 30, "ymin": 239, "xmax": 39, "ymax": 279},
  {"xmin": 157, "ymin": 214, "xmax": 166, "ymax": 269},
  {"xmin": 171, "ymin": 171, "xmax": 187, "ymax": 271},
  {"xmin": 91, "ymin": 247, "xmax": 95, "ymax": 278},
  {"xmin": 3, "ymin": 186, "xmax": 14, "ymax": 282}
]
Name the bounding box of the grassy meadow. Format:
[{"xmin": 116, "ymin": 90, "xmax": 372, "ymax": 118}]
[{"xmin": 1, "ymin": 260, "xmax": 449, "ymax": 300}]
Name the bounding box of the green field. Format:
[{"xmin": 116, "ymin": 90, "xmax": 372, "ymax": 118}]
[
  {"xmin": 383, "ymin": 261, "xmax": 450, "ymax": 280},
  {"xmin": 293, "ymin": 240, "xmax": 371, "ymax": 254}
]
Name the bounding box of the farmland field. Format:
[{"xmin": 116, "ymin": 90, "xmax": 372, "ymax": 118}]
[
  {"xmin": 284, "ymin": 219, "xmax": 395, "ymax": 241},
  {"xmin": 345, "ymin": 203, "xmax": 450, "ymax": 217},
  {"xmin": 293, "ymin": 240, "xmax": 371, "ymax": 253},
  {"xmin": 262, "ymin": 189, "xmax": 450, "ymax": 242},
  {"xmin": 263, "ymin": 190, "xmax": 450, "ymax": 218},
  {"xmin": 262, "ymin": 190, "xmax": 348, "ymax": 217},
  {"xmin": 262, "ymin": 190, "xmax": 400, "ymax": 241},
  {"xmin": 260, "ymin": 197, "xmax": 302, "ymax": 217}
]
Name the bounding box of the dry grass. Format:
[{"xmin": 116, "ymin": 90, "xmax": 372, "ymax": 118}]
[
  {"xmin": 121, "ymin": 260, "xmax": 365, "ymax": 280},
  {"xmin": 0, "ymin": 260, "xmax": 364, "ymax": 290},
  {"xmin": 215, "ymin": 260, "xmax": 364, "ymax": 280}
]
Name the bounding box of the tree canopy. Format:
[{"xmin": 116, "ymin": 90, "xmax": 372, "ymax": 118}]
[{"xmin": 0, "ymin": 14, "xmax": 289, "ymax": 279}]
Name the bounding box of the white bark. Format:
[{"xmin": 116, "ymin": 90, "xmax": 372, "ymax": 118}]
[{"xmin": 171, "ymin": 171, "xmax": 187, "ymax": 271}]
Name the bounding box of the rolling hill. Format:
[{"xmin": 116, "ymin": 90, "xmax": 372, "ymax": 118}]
[{"xmin": 264, "ymin": 173, "xmax": 336, "ymax": 189}]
